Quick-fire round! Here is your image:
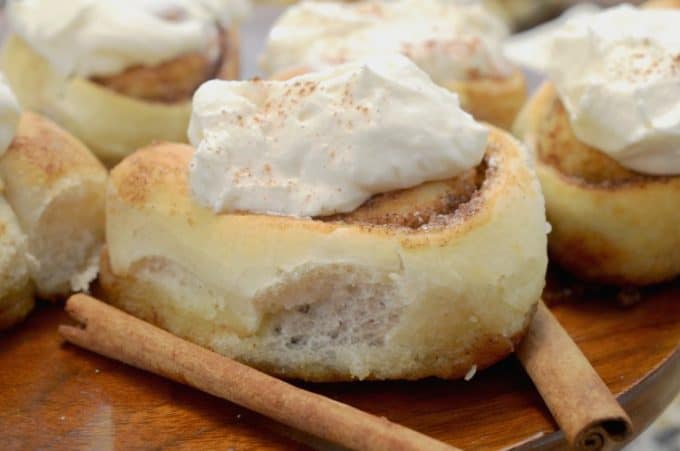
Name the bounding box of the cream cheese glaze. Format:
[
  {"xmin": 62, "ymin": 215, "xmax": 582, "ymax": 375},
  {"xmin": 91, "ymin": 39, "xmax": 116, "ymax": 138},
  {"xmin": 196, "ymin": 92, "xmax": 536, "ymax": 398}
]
[
  {"xmin": 259, "ymin": 0, "xmax": 512, "ymax": 84},
  {"xmin": 547, "ymin": 5, "xmax": 680, "ymax": 175},
  {"xmin": 6, "ymin": 0, "xmax": 250, "ymax": 78},
  {"xmin": 189, "ymin": 54, "xmax": 488, "ymax": 217},
  {"xmin": 0, "ymin": 74, "xmax": 21, "ymax": 156}
]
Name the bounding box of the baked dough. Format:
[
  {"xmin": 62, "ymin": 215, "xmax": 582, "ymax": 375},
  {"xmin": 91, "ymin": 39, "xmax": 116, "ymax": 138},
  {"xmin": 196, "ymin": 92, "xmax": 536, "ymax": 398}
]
[
  {"xmin": 0, "ymin": 192, "xmax": 33, "ymax": 330},
  {"xmin": 0, "ymin": 112, "xmax": 108, "ymax": 299},
  {"xmin": 643, "ymin": 0, "xmax": 680, "ymax": 8},
  {"xmin": 100, "ymin": 126, "xmax": 547, "ymax": 381},
  {"xmin": 443, "ymin": 70, "xmax": 527, "ymax": 130},
  {"xmin": 0, "ymin": 30, "xmax": 240, "ymax": 166},
  {"xmin": 514, "ymin": 83, "xmax": 680, "ymax": 286}
]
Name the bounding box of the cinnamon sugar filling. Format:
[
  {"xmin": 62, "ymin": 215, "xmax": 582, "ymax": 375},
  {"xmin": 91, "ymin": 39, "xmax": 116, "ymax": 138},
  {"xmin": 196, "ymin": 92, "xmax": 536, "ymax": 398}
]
[
  {"xmin": 323, "ymin": 156, "xmax": 490, "ymax": 229},
  {"xmin": 535, "ymin": 94, "xmax": 671, "ymax": 187},
  {"xmin": 91, "ymin": 29, "xmax": 230, "ymax": 104}
]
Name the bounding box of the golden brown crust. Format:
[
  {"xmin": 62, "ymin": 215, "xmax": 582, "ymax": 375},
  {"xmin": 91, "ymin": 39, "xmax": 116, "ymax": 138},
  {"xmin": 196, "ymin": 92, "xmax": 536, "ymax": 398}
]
[
  {"xmin": 445, "ymin": 70, "xmax": 527, "ymax": 130},
  {"xmin": 112, "ymin": 142, "xmax": 191, "ymax": 206},
  {"xmin": 643, "ymin": 0, "xmax": 680, "ymax": 8},
  {"xmin": 92, "ymin": 28, "xmax": 240, "ymax": 103},
  {"xmin": 514, "ymin": 82, "xmax": 680, "ymax": 286},
  {"xmin": 3, "ymin": 112, "xmax": 105, "ymax": 186}
]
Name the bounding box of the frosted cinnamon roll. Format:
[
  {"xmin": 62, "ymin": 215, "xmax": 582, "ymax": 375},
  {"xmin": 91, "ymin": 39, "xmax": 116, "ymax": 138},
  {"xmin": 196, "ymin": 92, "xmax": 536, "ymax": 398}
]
[
  {"xmin": 101, "ymin": 55, "xmax": 547, "ymax": 381},
  {"xmin": 0, "ymin": 76, "xmax": 32, "ymax": 329},
  {"xmin": 260, "ymin": 0, "xmax": 526, "ymax": 129},
  {"xmin": 1, "ymin": 73, "xmax": 107, "ymax": 327},
  {"xmin": 0, "ymin": 74, "xmax": 108, "ymax": 306},
  {"xmin": 514, "ymin": 5, "xmax": 680, "ymax": 286},
  {"xmin": 0, "ymin": 194, "xmax": 33, "ymax": 330},
  {"xmin": 1, "ymin": 0, "xmax": 250, "ymax": 166}
]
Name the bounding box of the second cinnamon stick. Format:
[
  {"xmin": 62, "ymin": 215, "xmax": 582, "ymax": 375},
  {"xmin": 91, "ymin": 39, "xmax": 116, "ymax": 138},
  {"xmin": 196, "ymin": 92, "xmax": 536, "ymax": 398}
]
[
  {"xmin": 59, "ymin": 294, "xmax": 457, "ymax": 451},
  {"xmin": 517, "ymin": 301, "xmax": 633, "ymax": 451}
]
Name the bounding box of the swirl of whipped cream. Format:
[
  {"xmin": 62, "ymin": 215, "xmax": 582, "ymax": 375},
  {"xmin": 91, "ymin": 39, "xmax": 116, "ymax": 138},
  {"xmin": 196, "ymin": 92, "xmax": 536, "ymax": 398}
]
[
  {"xmin": 0, "ymin": 74, "xmax": 21, "ymax": 157},
  {"xmin": 547, "ymin": 5, "xmax": 680, "ymax": 175},
  {"xmin": 259, "ymin": 0, "xmax": 512, "ymax": 84},
  {"xmin": 6, "ymin": 0, "xmax": 250, "ymax": 78},
  {"xmin": 189, "ymin": 54, "xmax": 488, "ymax": 217}
]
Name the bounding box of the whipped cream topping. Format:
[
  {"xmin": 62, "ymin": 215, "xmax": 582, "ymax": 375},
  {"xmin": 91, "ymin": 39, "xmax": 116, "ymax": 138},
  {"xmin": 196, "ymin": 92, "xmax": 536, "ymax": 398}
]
[
  {"xmin": 259, "ymin": 0, "xmax": 512, "ymax": 84},
  {"xmin": 189, "ymin": 54, "xmax": 488, "ymax": 217},
  {"xmin": 547, "ymin": 5, "xmax": 680, "ymax": 175},
  {"xmin": 503, "ymin": 3, "xmax": 600, "ymax": 74},
  {"xmin": 7, "ymin": 0, "xmax": 250, "ymax": 78},
  {"xmin": 0, "ymin": 75, "xmax": 21, "ymax": 157}
]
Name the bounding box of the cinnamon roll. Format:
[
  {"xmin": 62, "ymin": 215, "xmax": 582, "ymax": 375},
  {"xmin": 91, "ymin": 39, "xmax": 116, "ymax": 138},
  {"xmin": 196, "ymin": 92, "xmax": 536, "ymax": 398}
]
[
  {"xmin": 0, "ymin": 73, "xmax": 107, "ymax": 311},
  {"xmin": 0, "ymin": 77, "xmax": 31, "ymax": 330},
  {"xmin": 259, "ymin": 0, "xmax": 526, "ymax": 129},
  {"xmin": 101, "ymin": 56, "xmax": 548, "ymax": 381},
  {"xmin": 514, "ymin": 6, "xmax": 680, "ymax": 286},
  {"xmin": 1, "ymin": 0, "xmax": 249, "ymax": 166},
  {"xmin": 0, "ymin": 194, "xmax": 33, "ymax": 330},
  {"xmin": 0, "ymin": 72, "xmax": 107, "ymax": 327},
  {"xmin": 1, "ymin": 112, "xmax": 108, "ymax": 300}
]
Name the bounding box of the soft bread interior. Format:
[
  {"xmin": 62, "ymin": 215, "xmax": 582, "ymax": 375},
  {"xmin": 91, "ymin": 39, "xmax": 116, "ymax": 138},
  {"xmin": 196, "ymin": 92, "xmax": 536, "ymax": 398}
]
[
  {"xmin": 28, "ymin": 182, "xmax": 104, "ymax": 295},
  {"xmin": 100, "ymin": 247, "xmax": 532, "ymax": 381},
  {"xmin": 102, "ymin": 127, "xmax": 548, "ymax": 381},
  {"xmin": 0, "ymin": 113, "xmax": 107, "ymax": 299}
]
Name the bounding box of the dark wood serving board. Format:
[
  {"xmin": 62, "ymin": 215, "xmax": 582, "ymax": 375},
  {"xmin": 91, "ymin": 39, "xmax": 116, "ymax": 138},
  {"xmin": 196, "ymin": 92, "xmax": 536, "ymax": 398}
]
[{"xmin": 1, "ymin": 281, "xmax": 679, "ymax": 450}]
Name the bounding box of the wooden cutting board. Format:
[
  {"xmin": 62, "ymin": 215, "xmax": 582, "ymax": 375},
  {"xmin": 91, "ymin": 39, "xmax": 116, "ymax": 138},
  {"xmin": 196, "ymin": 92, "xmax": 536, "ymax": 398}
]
[{"xmin": 1, "ymin": 281, "xmax": 679, "ymax": 450}]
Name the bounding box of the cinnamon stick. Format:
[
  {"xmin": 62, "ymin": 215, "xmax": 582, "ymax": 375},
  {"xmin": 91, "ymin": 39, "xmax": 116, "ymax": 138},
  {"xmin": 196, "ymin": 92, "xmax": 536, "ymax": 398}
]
[
  {"xmin": 59, "ymin": 294, "xmax": 459, "ymax": 451},
  {"xmin": 517, "ymin": 301, "xmax": 633, "ymax": 451}
]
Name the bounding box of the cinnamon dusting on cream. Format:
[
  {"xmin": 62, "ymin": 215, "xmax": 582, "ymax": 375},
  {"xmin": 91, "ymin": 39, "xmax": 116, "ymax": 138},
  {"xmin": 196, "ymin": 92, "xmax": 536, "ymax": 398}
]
[{"xmin": 188, "ymin": 55, "xmax": 488, "ymax": 217}]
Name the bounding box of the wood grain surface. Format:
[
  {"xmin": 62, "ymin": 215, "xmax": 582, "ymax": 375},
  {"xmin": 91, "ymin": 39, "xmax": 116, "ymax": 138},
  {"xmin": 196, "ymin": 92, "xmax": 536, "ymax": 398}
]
[{"xmin": 1, "ymin": 281, "xmax": 678, "ymax": 450}]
